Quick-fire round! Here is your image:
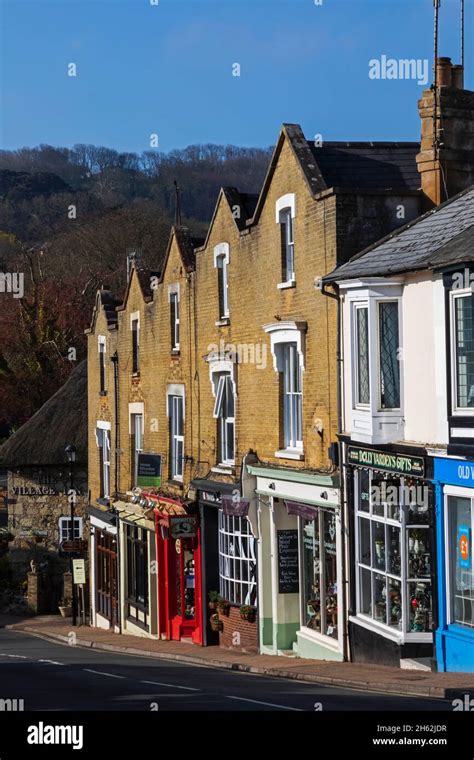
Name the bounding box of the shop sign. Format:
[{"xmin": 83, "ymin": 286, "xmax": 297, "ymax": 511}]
[
  {"xmin": 347, "ymin": 445, "xmax": 424, "ymax": 477},
  {"xmin": 72, "ymin": 559, "xmax": 86, "ymax": 585},
  {"xmin": 170, "ymin": 516, "xmax": 197, "ymax": 539},
  {"xmin": 221, "ymin": 497, "xmax": 250, "ymax": 517},
  {"xmin": 434, "ymin": 457, "xmax": 474, "ymax": 488},
  {"xmin": 137, "ymin": 453, "xmax": 162, "ymax": 487},
  {"xmin": 199, "ymin": 490, "xmax": 221, "ymax": 504},
  {"xmin": 277, "ymin": 529, "xmax": 299, "ymax": 594},
  {"xmin": 458, "ymin": 525, "xmax": 471, "ymax": 570}
]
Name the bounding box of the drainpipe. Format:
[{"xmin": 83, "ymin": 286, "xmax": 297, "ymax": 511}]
[
  {"xmin": 320, "ymin": 280, "xmax": 350, "ymax": 661},
  {"xmin": 111, "ymin": 351, "xmax": 122, "ymax": 633}
]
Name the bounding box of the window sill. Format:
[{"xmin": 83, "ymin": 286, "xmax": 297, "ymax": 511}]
[
  {"xmin": 171, "ymin": 349, "xmax": 180, "ymax": 357},
  {"xmin": 215, "ymin": 317, "xmax": 230, "ymax": 327},
  {"xmin": 167, "ymin": 479, "xmax": 183, "ymax": 487},
  {"xmin": 211, "ymin": 465, "xmax": 235, "ymax": 475},
  {"xmin": 277, "ymin": 280, "xmax": 296, "ymax": 290},
  {"xmin": 275, "ymin": 449, "xmax": 304, "ymax": 461},
  {"xmin": 132, "ymin": 372, "xmax": 140, "ymax": 379}
]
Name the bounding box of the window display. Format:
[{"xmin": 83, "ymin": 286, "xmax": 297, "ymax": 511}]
[
  {"xmin": 448, "ymin": 495, "xmax": 474, "ymax": 628},
  {"xmin": 218, "ymin": 512, "xmax": 257, "ymax": 606},
  {"xmin": 355, "ymin": 470, "xmax": 432, "ymax": 636},
  {"xmin": 302, "ymin": 508, "xmax": 338, "ymax": 639}
]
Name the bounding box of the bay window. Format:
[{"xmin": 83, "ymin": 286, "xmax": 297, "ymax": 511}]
[
  {"xmin": 218, "ymin": 512, "xmax": 257, "ymax": 606},
  {"xmin": 355, "ymin": 305, "xmax": 370, "ymax": 405},
  {"xmin": 452, "ymin": 291, "xmax": 474, "ymax": 411},
  {"xmin": 355, "ymin": 469, "xmax": 433, "ymax": 637},
  {"xmin": 378, "ymin": 301, "xmax": 400, "ymax": 409}
]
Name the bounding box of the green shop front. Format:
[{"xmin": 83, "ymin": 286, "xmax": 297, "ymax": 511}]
[{"xmin": 246, "ymin": 464, "xmax": 343, "ymax": 661}]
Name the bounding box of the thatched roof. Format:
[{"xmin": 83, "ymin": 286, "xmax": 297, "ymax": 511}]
[{"xmin": 0, "ymin": 361, "xmax": 87, "ymax": 468}]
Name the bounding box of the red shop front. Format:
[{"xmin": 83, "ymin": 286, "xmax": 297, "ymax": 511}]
[{"xmin": 153, "ymin": 496, "xmax": 203, "ymax": 645}]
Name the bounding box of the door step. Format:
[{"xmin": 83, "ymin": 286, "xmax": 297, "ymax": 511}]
[{"xmin": 400, "ymin": 657, "xmax": 432, "ymax": 672}]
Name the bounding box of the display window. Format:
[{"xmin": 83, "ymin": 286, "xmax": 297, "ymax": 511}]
[
  {"xmin": 446, "ymin": 493, "xmax": 474, "ymax": 629},
  {"xmin": 354, "ymin": 469, "xmax": 432, "ymax": 637},
  {"xmin": 218, "ymin": 512, "xmax": 257, "ymax": 606},
  {"xmin": 301, "ymin": 508, "xmax": 338, "ymax": 639}
]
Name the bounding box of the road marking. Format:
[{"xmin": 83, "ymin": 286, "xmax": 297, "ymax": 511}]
[
  {"xmin": 0, "ymin": 653, "xmax": 27, "ymax": 659},
  {"xmin": 140, "ymin": 680, "xmax": 200, "ymax": 691},
  {"xmin": 226, "ymin": 695, "xmax": 304, "ymax": 711},
  {"xmin": 38, "ymin": 659, "xmax": 64, "ymax": 665},
  {"xmin": 83, "ymin": 669, "xmax": 125, "ymax": 679}
]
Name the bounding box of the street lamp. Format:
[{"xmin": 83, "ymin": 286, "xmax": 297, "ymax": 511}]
[{"xmin": 65, "ymin": 444, "xmax": 77, "ymax": 626}]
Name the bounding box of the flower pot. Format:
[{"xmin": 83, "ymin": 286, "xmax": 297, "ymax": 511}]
[
  {"xmin": 58, "ymin": 606, "xmax": 72, "ymax": 618},
  {"xmin": 217, "ymin": 602, "xmax": 230, "ymax": 617}
]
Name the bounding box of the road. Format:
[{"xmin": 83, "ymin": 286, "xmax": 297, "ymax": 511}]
[{"xmin": 0, "ymin": 629, "xmax": 452, "ymax": 712}]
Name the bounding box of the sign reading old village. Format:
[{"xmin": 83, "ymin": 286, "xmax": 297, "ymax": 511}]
[{"xmin": 347, "ymin": 445, "xmax": 425, "ymax": 477}]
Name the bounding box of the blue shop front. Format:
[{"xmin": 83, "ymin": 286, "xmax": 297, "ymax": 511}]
[{"xmin": 434, "ymin": 456, "xmax": 474, "ymax": 672}]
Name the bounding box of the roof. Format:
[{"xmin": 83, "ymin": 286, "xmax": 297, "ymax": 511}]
[
  {"xmin": 309, "ymin": 142, "xmax": 420, "ymax": 191},
  {"xmin": 324, "ymin": 187, "xmax": 474, "ymax": 282},
  {"xmin": 0, "ymin": 361, "xmax": 87, "ymax": 468}
]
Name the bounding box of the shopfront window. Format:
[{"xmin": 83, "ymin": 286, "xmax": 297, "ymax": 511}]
[
  {"xmin": 126, "ymin": 524, "xmax": 149, "ymax": 617},
  {"xmin": 447, "ymin": 494, "xmax": 474, "ymax": 628},
  {"xmin": 355, "ymin": 470, "xmax": 432, "ymax": 636},
  {"xmin": 218, "ymin": 512, "xmax": 257, "ymax": 606},
  {"xmin": 302, "ymin": 508, "xmax": 338, "ymax": 639}
]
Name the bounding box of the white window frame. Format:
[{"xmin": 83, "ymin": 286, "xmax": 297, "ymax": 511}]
[
  {"xmin": 213, "ymin": 242, "xmax": 230, "ymax": 322},
  {"xmin": 352, "ymin": 303, "xmax": 370, "ymax": 408},
  {"xmin": 96, "ymin": 421, "xmax": 111, "ymax": 499},
  {"xmin": 130, "ymin": 311, "xmax": 140, "ymax": 374},
  {"xmin": 213, "ymin": 373, "xmax": 235, "ymax": 466},
  {"xmin": 353, "ymin": 469, "xmax": 432, "ymax": 643},
  {"xmin": 98, "ymin": 335, "xmax": 107, "ymax": 393},
  {"xmin": 282, "ymin": 342, "xmax": 303, "ymax": 450},
  {"xmin": 167, "ymin": 385, "xmax": 185, "ymax": 482},
  {"xmin": 276, "ymin": 193, "xmax": 296, "ymax": 288},
  {"xmin": 59, "ymin": 516, "xmax": 83, "ymax": 543},
  {"xmin": 376, "ymin": 299, "xmax": 401, "ymax": 412},
  {"xmin": 264, "ymin": 321, "xmax": 306, "ymax": 459},
  {"xmin": 168, "ymin": 284, "xmax": 180, "ymax": 352},
  {"xmin": 218, "ymin": 512, "xmax": 257, "ymax": 606},
  {"xmin": 130, "ymin": 412, "xmax": 144, "ymax": 487},
  {"xmin": 450, "ymin": 289, "xmax": 474, "ymax": 416}
]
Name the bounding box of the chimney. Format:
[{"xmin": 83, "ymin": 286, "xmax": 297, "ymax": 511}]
[{"xmin": 416, "ymin": 57, "xmax": 474, "ymax": 206}]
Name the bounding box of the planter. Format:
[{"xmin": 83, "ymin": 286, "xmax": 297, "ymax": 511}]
[
  {"xmin": 209, "ymin": 613, "xmax": 223, "ymax": 632},
  {"xmin": 58, "ymin": 606, "xmax": 72, "ymax": 618},
  {"xmin": 217, "ymin": 600, "xmax": 230, "ymax": 617},
  {"xmin": 239, "ymin": 606, "xmax": 256, "ymax": 623}
]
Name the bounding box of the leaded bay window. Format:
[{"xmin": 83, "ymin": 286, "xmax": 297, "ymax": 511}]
[
  {"xmin": 378, "ymin": 301, "xmax": 400, "ymax": 409},
  {"xmin": 355, "ymin": 469, "xmax": 432, "ymax": 636},
  {"xmin": 218, "ymin": 512, "xmax": 257, "ymax": 606},
  {"xmin": 169, "ymin": 394, "xmax": 184, "ymax": 481},
  {"xmin": 452, "ymin": 292, "xmax": 474, "ymax": 410},
  {"xmin": 447, "ymin": 494, "xmax": 474, "ymax": 628},
  {"xmin": 213, "ymin": 373, "xmax": 235, "ymax": 465},
  {"xmin": 283, "ymin": 343, "xmax": 302, "ymax": 450},
  {"xmin": 355, "ymin": 305, "xmax": 370, "ymax": 405},
  {"xmin": 301, "ymin": 508, "xmax": 338, "ymax": 639}
]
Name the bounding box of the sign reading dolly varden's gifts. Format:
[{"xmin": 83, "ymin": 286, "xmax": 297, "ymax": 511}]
[{"xmin": 347, "ymin": 445, "xmax": 425, "ymax": 477}]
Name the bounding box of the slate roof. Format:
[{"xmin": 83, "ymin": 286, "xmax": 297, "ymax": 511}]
[
  {"xmin": 222, "ymin": 188, "xmax": 259, "ymax": 231},
  {"xmin": 0, "ymin": 361, "xmax": 87, "ymax": 468},
  {"xmin": 324, "ymin": 187, "xmax": 474, "ymax": 282},
  {"xmin": 309, "ymin": 142, "xmax": 420, "ymax": 191}
]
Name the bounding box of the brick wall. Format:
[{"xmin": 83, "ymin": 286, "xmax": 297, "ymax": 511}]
[{"xmin": 218, "ymin": 605, "xmax": 258, "ymax": 654}]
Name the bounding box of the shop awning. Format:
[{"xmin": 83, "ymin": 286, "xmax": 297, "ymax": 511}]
[
  {"xmin": 113, "ymin": 501, "xmax": 155, "ymax": 531},
  {"xmin": 221, "ymin": 496, "xmax": 250, "ymax": 516}
]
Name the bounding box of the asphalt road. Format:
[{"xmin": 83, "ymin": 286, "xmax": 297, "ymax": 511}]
[{"xmin": 0, "ymin": 629, "xmax": 453, "ymax": 712}]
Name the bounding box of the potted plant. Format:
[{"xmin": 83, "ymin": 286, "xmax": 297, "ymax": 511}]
[
  {"xmin": 216, "ymin": 596, "xmax": 230, "ymax": 616},
  {"xmin": 210, "ymin": 613, "xmax": 223, "ymax": 632},
  {"xmin": 58, "ymin": 597, "xmax": 72, "ymax": 618},
  {"xmin": 208, "ymin": 590, "xmax": 219, "ymax": 611},
  {"xmin": 239, "ymin": 605, "xmax": 256, "ymax": 623}
]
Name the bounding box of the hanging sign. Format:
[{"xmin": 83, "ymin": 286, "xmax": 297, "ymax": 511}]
[
  {"xmin": 72, "ymin": 559, "xmax": 86, "ymax": 585},
  {"xmin": 170, "ymin": 516, "xmax": 197, "ymax": 539},
  {"xmin": 347, "ymin": 445, "xmax": 424, "ymax": 477},
  {"xmin": 277, "ymin": 529, "xmax": 299, "ymax": 594},
  {"xmin": 137, "ymin": 453, "xmax": 162, "ymax": 487},
  {"xmin": 221, "ymin": 497, "xmax": 250, "ymax": 517},
  {"xmin": 458, "ymin": 525, "xmax": 471, "ymax": 570}
]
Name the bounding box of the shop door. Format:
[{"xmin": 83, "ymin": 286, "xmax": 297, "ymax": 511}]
[{"xmin": 170, "ymin": 540, "xmax": 197, "ymax": 640}]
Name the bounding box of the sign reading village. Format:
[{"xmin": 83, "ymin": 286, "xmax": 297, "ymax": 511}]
[{"xmin": 347, "ymin": 445, "xmax": 424, "ymax": 477}]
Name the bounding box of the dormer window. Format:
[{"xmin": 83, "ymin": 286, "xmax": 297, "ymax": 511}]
[
  {"xmin": 276, "ymin": 194, "xmax": 296, "ymax": 289},
  {"xmin": 214, "ymin": 243, "xmax": 230, "ymax": 323}
]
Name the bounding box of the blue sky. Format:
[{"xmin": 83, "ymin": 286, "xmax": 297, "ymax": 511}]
[{"xmin": 0, "ymin": 0, "xmax": 472, "ymax": 153}]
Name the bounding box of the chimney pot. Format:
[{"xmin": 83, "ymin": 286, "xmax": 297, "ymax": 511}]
[
  {"xmin": 436, "ymin": 56, "xmax": 452, "ymax": 87},
  {"xmin": 452, "ymin": 64, "xmax": 464, "ymax": 89}
]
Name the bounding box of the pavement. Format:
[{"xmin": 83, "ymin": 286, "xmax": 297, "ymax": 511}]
[{"xmin": 1, "ymin": 613, "xmax": 474, "ymax": 701}]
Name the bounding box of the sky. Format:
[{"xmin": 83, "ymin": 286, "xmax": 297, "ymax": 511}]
[{"xmin": 0, "ymin": 0, "xmax": 472, "ymax": 154}]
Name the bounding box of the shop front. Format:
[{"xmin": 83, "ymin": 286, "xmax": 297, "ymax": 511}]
[
  {"xmin": 190, "ymin": 478, "xmax": 258, "ymax": 651},
  {"xmin": 246, "ymin": 464, "xmax": 342, "ymax": 661},
  {"xmin": 153, "ymin": 495, "xmax": 202, "ymax": 645},
  {"xmin": 345, "ymin": 443, "xmax": 435, "ymax": 667},
  {"xmin": 434, "ymin": 456, "xmax": 474, "ymax": 672},
  {"xmin": 88, "ymin": 505, "xmax": 119, "ymax": 631}
]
